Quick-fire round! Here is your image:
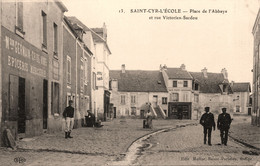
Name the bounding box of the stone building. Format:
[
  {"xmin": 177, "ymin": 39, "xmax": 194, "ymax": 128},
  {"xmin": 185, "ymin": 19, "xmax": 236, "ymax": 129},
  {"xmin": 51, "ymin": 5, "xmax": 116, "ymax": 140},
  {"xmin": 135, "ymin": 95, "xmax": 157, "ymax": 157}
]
[
  {"xmin": 110, "ymin": 65, "xmax": 168, "ymax": 119},
  {"xmin": 230, "ymin": 82, "xmax": 251, "ymax": 115},
  {"xmin": 189, "ymin": 68, "xmax": 233, "ymax": 118},
  {"xmin": 252, "ymin": 8, "xmax": 260, "ymax": 126},
  {"xmin": 0, "ymin": 1, "xmax": 67, "ymax": 144},
  {"xmin": 161, "ymin": 64, "xmax": 193, "ymax": 119},
  {"xmin": 67, "ymin": 17, "xmax": 112, "ymax": 121},
  {"xmin": 62, "ymin": 16, "xmax": 93, "ymax": 129}
]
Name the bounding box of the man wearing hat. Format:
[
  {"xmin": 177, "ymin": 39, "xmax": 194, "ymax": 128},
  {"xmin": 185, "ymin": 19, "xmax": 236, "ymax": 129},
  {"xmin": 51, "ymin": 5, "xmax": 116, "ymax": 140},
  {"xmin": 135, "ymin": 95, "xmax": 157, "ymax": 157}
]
[
  {"xmin": 200, "ymin": 107, "xmax": 216, "ymax": 146},
  {"xmin": 217, "ymin": 108, "xmax": 232, "ymax": 145},
  {"xmin": 63, "ymin": 100, "xmax": 75, "ymax": 139}
]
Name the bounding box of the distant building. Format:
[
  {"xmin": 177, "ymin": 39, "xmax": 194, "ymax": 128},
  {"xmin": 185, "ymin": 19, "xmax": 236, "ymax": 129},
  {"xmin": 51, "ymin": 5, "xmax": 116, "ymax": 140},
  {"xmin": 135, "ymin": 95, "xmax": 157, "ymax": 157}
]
[
  {"xmin": 67, "ymin": 17, "xmax": 112, "ymax": 121},
  {"xmin": 110, "ymin": 65, "xmax": 168, "ymax": 119},
  {"xmin": 161, "ymin": 64, "xmax": 193, "ymax": 119},
  {"xmin": 252, "ymin": 8, "xmax": 260, "ymax": 126},
  {"xmin": 230, "ymin": 82, "xmax": 251, "ymax": 115},
  {"xmin": 190, "ymin": 68, "xmax": 233, "ymax": 118}
]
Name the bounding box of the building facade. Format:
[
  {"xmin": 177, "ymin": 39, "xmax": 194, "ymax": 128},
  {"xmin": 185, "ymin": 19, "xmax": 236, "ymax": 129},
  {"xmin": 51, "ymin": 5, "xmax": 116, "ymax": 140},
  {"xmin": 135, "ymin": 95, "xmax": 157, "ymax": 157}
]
[
  {"xmin": 252, "ymin": 8, "xmax": 260, "ymax": 126},
  {"xmin": 0, "ymin": 1, "xmax": 67, "ymax": 144},
  {"xmin": 110, "ymin": 65, "xmax": 168, "ymax": 119}
]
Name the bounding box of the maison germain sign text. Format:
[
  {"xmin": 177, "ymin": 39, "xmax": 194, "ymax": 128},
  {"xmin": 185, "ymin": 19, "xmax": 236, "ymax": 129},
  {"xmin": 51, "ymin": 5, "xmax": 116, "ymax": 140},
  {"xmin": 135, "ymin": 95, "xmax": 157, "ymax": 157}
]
[{"xmin": 2, "ymin": 27, "xmax": 48, "ymax": 78}]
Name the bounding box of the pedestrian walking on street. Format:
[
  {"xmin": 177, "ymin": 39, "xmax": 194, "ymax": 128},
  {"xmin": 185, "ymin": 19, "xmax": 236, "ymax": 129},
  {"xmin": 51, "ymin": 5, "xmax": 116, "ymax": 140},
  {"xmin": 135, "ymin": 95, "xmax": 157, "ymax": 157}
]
[
  {"xmin": 63, "ymin": 100, "xmax": 75, "ymax": 139},
  {"xmin": 200, "ymin": 107, "xmax": 216, "ymax": 146},
  {"xmin": 217, "ymin": 108, "xmax": 232, "ymax": 146},
  {"xmin": 146, "ymin": 109, "xmax": 153, "ymax": 129}
]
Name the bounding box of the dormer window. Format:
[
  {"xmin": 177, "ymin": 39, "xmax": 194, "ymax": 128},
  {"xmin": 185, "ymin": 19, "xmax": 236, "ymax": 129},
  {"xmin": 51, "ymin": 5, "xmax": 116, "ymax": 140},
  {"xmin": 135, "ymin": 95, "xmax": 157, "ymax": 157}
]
[{"xmin": 194, "ymin": 83, "xmax": 199, "ymax": 91}]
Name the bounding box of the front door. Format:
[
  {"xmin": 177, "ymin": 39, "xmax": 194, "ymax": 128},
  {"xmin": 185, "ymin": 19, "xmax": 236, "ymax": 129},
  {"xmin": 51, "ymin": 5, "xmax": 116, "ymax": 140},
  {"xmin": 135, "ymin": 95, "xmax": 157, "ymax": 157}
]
[
  {"xmin": 113, "ymin": 107, "xmax": 116, "ymax": 118},
  {"xmin": 153, "ymin": 95, "xmax": 158, "ymax": 107},
  {"xmin": 43, "ymin": 79, "xmax": 48, "ymax": 129}
]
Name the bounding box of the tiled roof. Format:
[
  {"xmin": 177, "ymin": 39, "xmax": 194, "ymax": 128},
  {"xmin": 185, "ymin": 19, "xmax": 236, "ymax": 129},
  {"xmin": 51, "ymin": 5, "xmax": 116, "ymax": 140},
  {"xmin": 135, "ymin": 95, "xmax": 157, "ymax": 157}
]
[
  {"xmin": 232, "ymin": 83, "xmax": 251, "ymax": 92},
  {"xmin": 110, "ymin": 70, "xmax": 167, "ymax": 92},
  {"xmin": 189, "ymin": 72, "xmax": 231, "ymax": 93},
  {"xmin": 165, "ymin": 68, "xmax": 192, "ymax": 79}
]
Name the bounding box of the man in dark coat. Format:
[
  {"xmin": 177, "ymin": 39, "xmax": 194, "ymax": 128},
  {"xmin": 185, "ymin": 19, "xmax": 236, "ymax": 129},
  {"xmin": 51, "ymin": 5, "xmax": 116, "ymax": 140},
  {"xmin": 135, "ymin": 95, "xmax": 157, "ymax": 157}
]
[
  {"xmin": 63, "ymin": 100, "xmax": 74, "ymax": 139},
  {"xmin": 217, "ymin": 108, "xmax": 232, "ymax": 146},
  {"xmin": 200, "ymin": 107, "xmax": 215, "ymax": 146}
]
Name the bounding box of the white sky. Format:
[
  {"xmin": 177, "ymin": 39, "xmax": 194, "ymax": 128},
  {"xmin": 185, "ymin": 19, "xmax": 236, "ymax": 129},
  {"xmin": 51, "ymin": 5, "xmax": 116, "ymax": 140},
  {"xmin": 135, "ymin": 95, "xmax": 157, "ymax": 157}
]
[{"xmin": 62, "ymin": 0, "xmax": 259, "ymax": 84}]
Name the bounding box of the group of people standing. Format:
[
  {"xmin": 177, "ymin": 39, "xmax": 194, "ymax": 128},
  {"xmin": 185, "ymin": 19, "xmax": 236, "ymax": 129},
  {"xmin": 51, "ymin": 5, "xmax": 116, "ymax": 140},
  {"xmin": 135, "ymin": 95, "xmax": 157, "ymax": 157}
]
[{"xmin": 200, "ymin": 107, "xmax": 232, "ymax": 146}]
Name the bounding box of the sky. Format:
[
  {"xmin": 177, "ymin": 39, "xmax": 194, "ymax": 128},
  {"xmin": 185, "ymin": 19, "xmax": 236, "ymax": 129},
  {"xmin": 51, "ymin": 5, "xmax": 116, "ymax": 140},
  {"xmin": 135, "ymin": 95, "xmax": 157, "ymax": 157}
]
[{"xmin": 62, "ymin": 0, "xmax": 259, "ymax": 84}]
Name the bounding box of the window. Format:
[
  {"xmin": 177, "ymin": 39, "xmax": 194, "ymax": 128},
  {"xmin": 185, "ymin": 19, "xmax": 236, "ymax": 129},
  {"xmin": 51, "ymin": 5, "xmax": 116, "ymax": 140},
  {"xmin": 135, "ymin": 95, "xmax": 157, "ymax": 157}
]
[
  {"xmin": 223, "ymin": 84, "xmax": 227, "ymax": 93},
  {"xmin": 131, "ymin": 107, "xmax": 136, "ymax": 116},
  {"xmin": 93, "ymin": 72, "xmax": 96, "ymax": 90},
  {"xmin": 171, "ymin": 93, "xmax": 179, "ymax": 102},
  {"xmin": 194, "ymin": 83, "xmax": 199, "ymax": 90},
  {"xmin": 173, "ymin": 81, "xmax": 177, "ymax": 87},
  {"xmin": 53, "ymin": 23, "xmax": 58, "ymax": 56},
  {"xmin": 236, "ymin": 106, "xmax": 240, "ymax": 112},
  {"xmin": 80, "ymin": 59, "xmax": 84, "ymax": 91},
  {"xmin": 121, "ymin": 95, "xmax": 125, "ymax": 104},
  {"xmin": 67, "ymin": 56, "xmax": 71, "ymax": 84},
  {"xmin": 131, "ymin": 95, "xmax": 136, "ymax": 104},
  {"xmin": 42, "ymin": 11, "xmax": 47, "ymax": 49},
  {"xmin": 51, "ymin": 82, "xmax": 60, "ymax": 115},
  {"xmin": 162, "ymin": 97, "xmax": 167, "ymax": 104},
  {"xmin": 84, "ymin": 58, "xmax": 88, "ymax": 85},
  {"xmin": 194, "ymin": 94, "xmax": 199, "ymax": 103},
  {"xmin": 183, "ymin": 81, "xmax": 188, "ymax": 87},
  {"xmin": 183, "ymin": 93, "xmax": 189, "ymax": 102},
  {"xmin": 15, "ymin": 1, "xmax": 24, "ymax": 37}
]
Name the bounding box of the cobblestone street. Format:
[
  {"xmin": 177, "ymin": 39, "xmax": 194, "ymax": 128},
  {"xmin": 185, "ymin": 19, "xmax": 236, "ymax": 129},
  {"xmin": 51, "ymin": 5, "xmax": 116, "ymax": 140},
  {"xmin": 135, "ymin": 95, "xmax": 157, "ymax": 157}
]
[
  {"xmin": 0, "ymin": 118, "xmax": 259, "ymax": 165},
  {"xmin": 135, "ymin": 124, "xmax": 260, "ymax": 165}
]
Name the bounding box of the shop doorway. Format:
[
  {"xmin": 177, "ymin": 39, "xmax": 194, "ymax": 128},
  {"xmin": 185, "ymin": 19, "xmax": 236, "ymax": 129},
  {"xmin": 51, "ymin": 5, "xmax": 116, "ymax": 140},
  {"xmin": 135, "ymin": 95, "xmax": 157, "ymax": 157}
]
[
  {"xmin": 43, "ymin": 79, "xmax": 48, "ymax": 129},
  {"xmin": 9, "ymin": 75, "xmax": 26, "ymax": 134}
]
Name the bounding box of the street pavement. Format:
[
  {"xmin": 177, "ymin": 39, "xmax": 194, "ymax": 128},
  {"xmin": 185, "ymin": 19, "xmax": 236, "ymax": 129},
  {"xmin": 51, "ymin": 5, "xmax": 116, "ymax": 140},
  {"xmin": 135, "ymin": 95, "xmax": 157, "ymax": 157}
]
[
  {"xmin": 0, "ymin": 117, "xmax": 259, "ymax": 166},
  {"xmin": 134, "ymin": 124, "xmax": 260, "ymax": 166}
]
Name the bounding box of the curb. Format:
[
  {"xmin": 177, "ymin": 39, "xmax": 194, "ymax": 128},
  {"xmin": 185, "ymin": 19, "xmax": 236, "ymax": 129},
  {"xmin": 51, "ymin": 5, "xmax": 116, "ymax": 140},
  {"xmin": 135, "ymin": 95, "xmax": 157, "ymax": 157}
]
[{"xmin": 229, "ymin": 135, "xmax": 260, "ymax": 151}]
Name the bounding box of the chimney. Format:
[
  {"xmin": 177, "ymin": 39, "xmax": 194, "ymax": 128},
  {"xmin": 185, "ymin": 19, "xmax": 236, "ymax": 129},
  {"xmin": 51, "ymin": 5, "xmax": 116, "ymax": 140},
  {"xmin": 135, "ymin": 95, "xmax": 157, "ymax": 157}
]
[
  {"xmin": 180, "ymin": 64, "xmax": 186, "ymax": 70},
  {"xmin": 221, "ymin": 68, "xmax": 228, "ymax": 79},
  {"xmin": 121, "ymin": 64, "xmax": 125, "ymax": 73},
  {"xmin": 201, "ymin": 67, "xmax": 208, "ymax": 78},
  {"xmin": 103, "ymin": 22, "xmax": 107, "ymax": 41}
]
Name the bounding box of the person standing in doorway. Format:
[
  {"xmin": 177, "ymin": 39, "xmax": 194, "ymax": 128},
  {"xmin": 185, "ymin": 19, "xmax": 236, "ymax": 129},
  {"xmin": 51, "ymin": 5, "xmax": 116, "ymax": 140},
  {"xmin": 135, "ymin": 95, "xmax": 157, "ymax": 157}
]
[
  {"xmin": 63, "ymin": 100, "xmax": 74, "ymax": 139},
  {"xmin": 200, "ymin": 107, "xmax": 216, "ymax": 146},
  {"xmin": 217, "ymin": 108, "xmax": 232, "ymax": 146}
]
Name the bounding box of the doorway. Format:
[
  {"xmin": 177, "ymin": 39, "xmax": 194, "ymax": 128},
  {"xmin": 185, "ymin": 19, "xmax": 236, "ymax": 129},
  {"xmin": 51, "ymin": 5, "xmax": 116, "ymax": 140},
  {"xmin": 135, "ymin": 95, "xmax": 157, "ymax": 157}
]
[
  {"xmin": 43, "ymin": 79, "xmax": 48, "ymax": 129},
  {"xmin": 9, "ymin": 75, "xmax": 26, "ymax": 134},
  {"xmin": 153, "ymin": 95, "xmax": 158, "ymax": 107}
]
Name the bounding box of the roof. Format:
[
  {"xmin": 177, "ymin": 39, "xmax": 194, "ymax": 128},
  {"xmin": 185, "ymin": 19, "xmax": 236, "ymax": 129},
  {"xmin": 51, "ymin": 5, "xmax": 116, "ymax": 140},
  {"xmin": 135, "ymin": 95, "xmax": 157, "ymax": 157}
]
[
  {"xmin": 165, "ymin": 68, "xmax": 192, "ymax": 79},
  {"xmin": 67, "ymin": 16, "xmax": 111, "ymax": 54},
  {"xmin": 189, "ymin": 72, "xmax": 232, "ymax": 93},
  {"xmin": 110, "ymin": 70, "xmax": 167, "ymax": 92},
  {"xmin": 232, "ymin": 83, "xmax": 251, "ymax": 92},
  {"xmin": 252, "ymin": 8, "xmax": 260, "ymax": 34},
  {"xmin": 63, "ymin": 16, "xmax": 93, "ymax": 55}
]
